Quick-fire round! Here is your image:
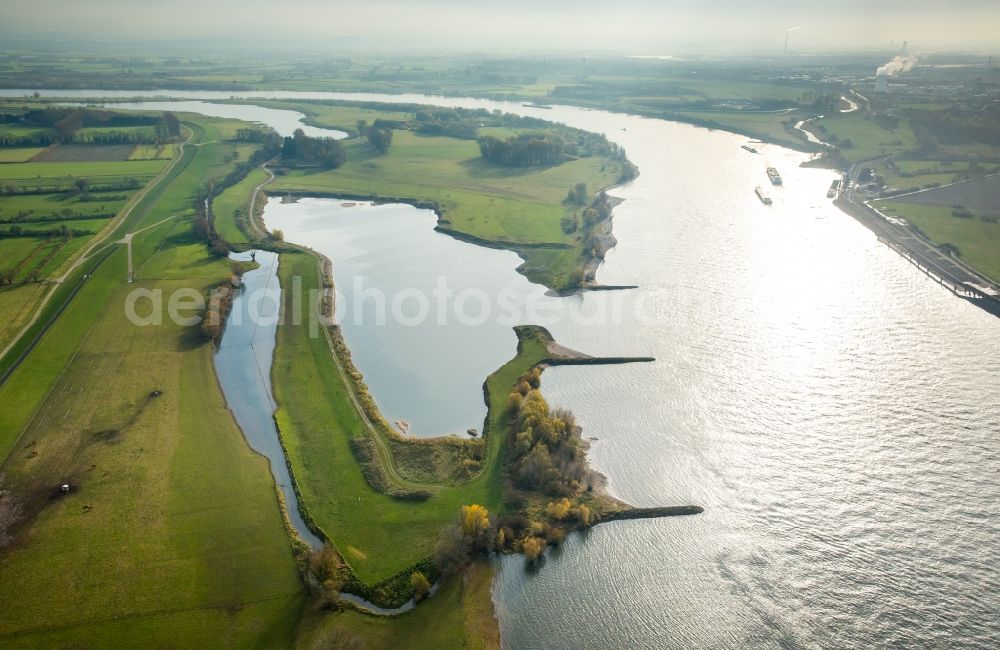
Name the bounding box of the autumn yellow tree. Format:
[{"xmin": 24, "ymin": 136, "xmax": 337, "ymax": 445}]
[
  {"xmin": 545, "ymin": 498, "xmax": 572, "ymax": 521},
  {"xmin": 410, "ymin": 571, "xmax": 432, "ymax": 601},
  {"xmin": 523, "ymin": 536, "xmax": 546, "ymax": 562},
  {"xmin": 462, "ymin": 504, "xmax": 490, "ymax": 537}
]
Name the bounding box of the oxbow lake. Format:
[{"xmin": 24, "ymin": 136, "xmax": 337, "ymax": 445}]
[{"xmin": 8, "ymin": 89, "xmax": 997, "ymax": 648}]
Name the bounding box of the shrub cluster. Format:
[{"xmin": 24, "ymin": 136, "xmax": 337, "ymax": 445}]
[{"xmin": 506, "ymin": 368, "xmax": 594, "ymax": 497}]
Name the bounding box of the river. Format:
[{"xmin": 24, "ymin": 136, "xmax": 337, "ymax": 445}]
[{"xmin": 8, "ymin": 89, "xmax": 999, "ymax": 648}]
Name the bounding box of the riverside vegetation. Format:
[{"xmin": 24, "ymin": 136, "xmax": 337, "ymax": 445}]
[
  {"xmin": 0, "ymin": 98, "xmax": 652, "ymax": 648},
  {"xmin": 257, "ymin": 99, "xmax": 636, "ymax": 292}
]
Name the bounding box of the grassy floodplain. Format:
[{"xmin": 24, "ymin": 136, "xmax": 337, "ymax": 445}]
[
  {"xmin": 273, "ymin": 251, "xmax": 549, "ymax": 584},
  {"xmin": 874, "ymin": 200, "xmax": 1000, "ymax": 282},
  {"xmin": 264, "ymin": 101, "xmax": 628, "ymax": 291},
  {"xmin": 298, "ymin": 561, "xmax": 500, "ymax": 650},
  {"xmin": 211, "ymin": 166, "xmax": 269, "ymax": 245},
  {"xmin": 807, "ymin": 112, "xmax": 919, "ymax": 162},
  {"xmin": 0, "ymin": 111, "xmax": 314, "ymax": 646}
]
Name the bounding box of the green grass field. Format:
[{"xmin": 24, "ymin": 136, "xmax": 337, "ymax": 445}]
[
  {"xmin": 0, "ymin": 236, "xmax": 90, "ymax": 286},
  {"xmin": 0, "ymin": 125, "xmax": 48, "ymax": 139},
  {"xmin": 0, "ymin": 255, "xmax": 304, "ymax": 646},
  {"xmin": 277, "ymin": 102, "xmax": 413, "ymax": 134},
  {"xmin": 808, "ymin": 113, "xmax": 918, "ymax": 162},
  {"xmin": 269, "ymin": 121, "xmax": 623, "ymax": 290},
  {"xmin": 0, "ymin": 114, "xmax": 311, "ymax": 646},
  {"xmin": 272, "ymin": 251, "xmax": 547, "ymax": 584},
  {"xmin": 211, "ymin": 166, "xmax": 268, "ymax": 245},
  {"xmin": 0, "ymin": 192, "xmax": 130, "ymax": 220},
  {"xmin": 74, "ymin": 124, "xmax": 157, "ymax": 140},
  {"xmin": 0, "ymin": 148, "xmax": 43, "ymax": 163},
  {"xmin": 299, "ymin": 561, "xmax": 499, "ymax": 649},
  {"xmin": 0, "ymin": 159, "xmax": 167, "ymax": 183},
  {"xmin": 875, "ymin": 201, "xmax": 1000, "ymax": 282},
  {"xmin": 877, "ymin": 159, "xmax": 1000, "ymax": 192},
  {"xmin": 0, "ymin": 283, "xmax": 47, "ymax": 352},
  {"xmin": 669, "ymin": 109, "xmax": 805, "ymax": 149}
]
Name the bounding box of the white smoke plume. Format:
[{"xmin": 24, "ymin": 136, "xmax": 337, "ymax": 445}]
[{"xmin": 877, "ymin": 54, "xmax": 918, "ymax": 77}]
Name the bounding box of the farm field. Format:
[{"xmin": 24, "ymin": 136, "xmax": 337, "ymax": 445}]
[
  {"xmin": 0, "ymin": 255, "xmax": 305, "ymax": 646},
  {"xmin": 0, "ymin": 146, "xmax": 178, "ymax": 308},
  {"xmin": 0, "ymin": 193, "xmax": 129, "ymax": 221},
  {"xmin": 882, "ymin": 173, "xmax": 1000, "ymax": 212},
  {"xmin": 32, "ymin": 144, "xmax": 137, "ymax": 162},
  {"xmin": 0, "ymin": 236, "xmax": 90, "ymax": 285},
  {"xmin": 128, "ymin": 143, "xmax": 173, "ymax": 160},
  {"xmin": 0, "ymin": 158, "xmax": 167, "ymax": 183},
  {"xmin": 0, "ymin": 148, "xmax": 43, "ymax": 163}
]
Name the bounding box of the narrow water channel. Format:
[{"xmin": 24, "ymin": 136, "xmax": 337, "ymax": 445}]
[{"xmin": 213, "ymin": 250, "xmax": 322, "ymax": 549}]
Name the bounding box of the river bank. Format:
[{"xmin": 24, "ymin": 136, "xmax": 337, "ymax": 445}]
[{"xmin": 7, "ymin": 90, "xmax": 998, "ymax": 648}]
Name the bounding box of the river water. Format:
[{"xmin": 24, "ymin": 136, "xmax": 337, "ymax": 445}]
[
  {"xmin": 9, "ymin": 89, "xmax": 999, "ymax": 648},
  {"xmin": 213, "ymin": 250, "xmax": 322, "ymax": 549}
]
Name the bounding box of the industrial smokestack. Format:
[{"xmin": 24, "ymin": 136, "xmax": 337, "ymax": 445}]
[
  {"xmin": 901, "ymin": 40, "xmax": 908, "ymax": 54},
  {"xmin": 877, "ymin": 54, "xmax": 918, "ymax": 77},
  {"xmin": 784, "ymin": 26, "xmax": 800, "ymax": 54},
  {"xmin": 874, "ymin": 74, "xmax": 889, "ymax": 93}
]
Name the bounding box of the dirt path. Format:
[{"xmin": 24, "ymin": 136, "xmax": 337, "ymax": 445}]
[
  {"xmin": 247, "ymin": 158, "xmax": 278, "ymax": 239},
  {"xmin": 307, "ymin": 255, "xmax": 436, "ymax": 492}
]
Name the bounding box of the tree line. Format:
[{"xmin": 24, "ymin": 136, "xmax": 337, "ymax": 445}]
[
  {"xmin": 478, "ymin": 133, "xmax": 566, "ymax": 167},
  {"xmin": 281, "ymin": 128, "xmax": 347, "ymax": 168},
  {"xmin": 0, "ymin": 108, "xmax": 179, "ymax": 147},
  {"xmin": 0, "ymin": 223, "xmax": 88, "ymax": 239}
]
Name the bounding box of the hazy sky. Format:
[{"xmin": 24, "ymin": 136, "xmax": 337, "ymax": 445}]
[{"xmin": 3, "ymin": 0, "xmax": 1000, "ymax": 52}]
